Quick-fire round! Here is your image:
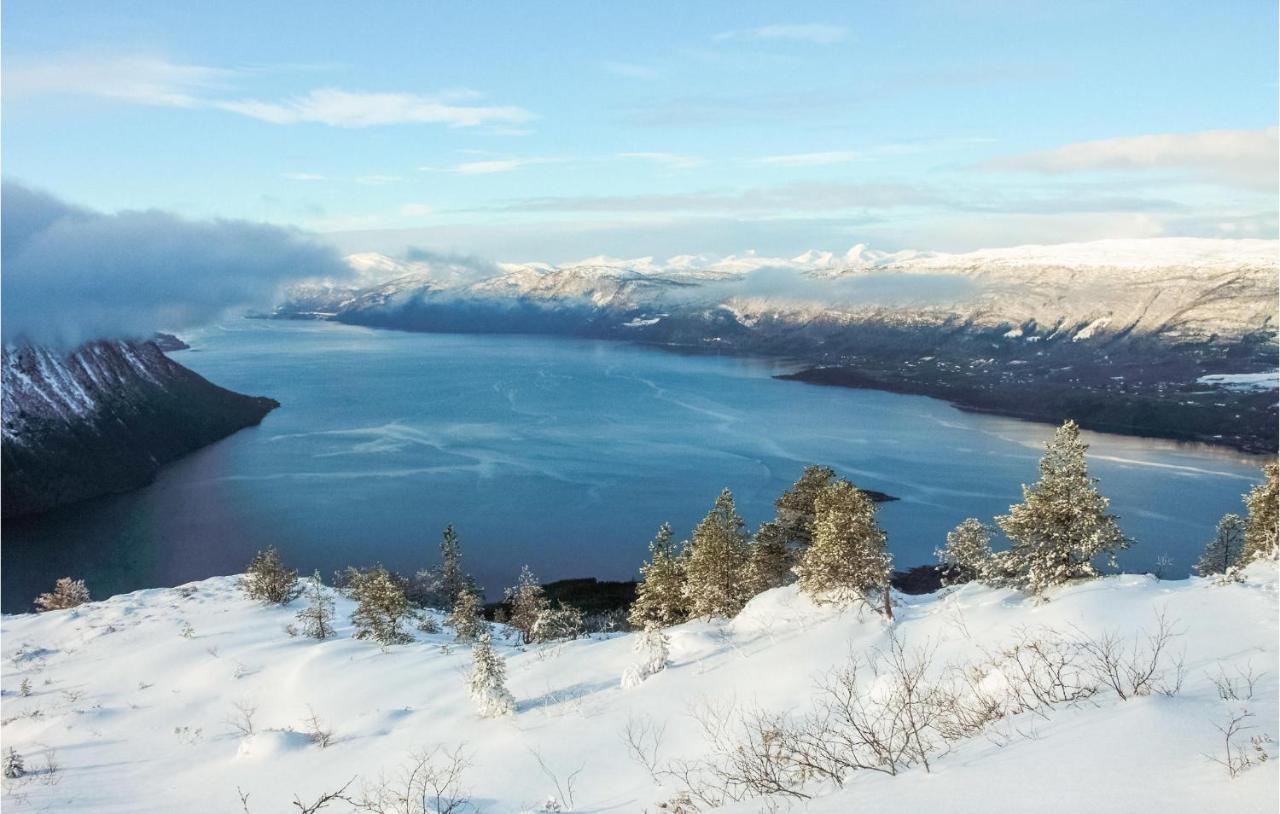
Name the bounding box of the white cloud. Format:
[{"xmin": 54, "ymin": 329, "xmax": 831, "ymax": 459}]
[
  {"xmin": 4, "ymin": 55, "xmax": 234, "ymax": 106},
  {"xmin": 759, "ymin": 150, "xmax": 862, "ymax": 166},
  {"xmin": 214, "ymin": 88, "xmax": 533, "ymax": 128},
  {"xmin": 985, "ymin": 128, "xmax": 1278, "ymax": 189},
  {"xmin": 618, "ymin": 152, "xmax": 704, "ymax": 169},
  {"xmin": 713, "ymin": 24, "xmax": 848, "ymax": 45},
  {"xmin": 400, "ymin": 203, "xmax": 433, "ymax": 217}
]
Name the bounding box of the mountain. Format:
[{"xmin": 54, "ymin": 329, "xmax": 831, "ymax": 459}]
[
  {"xmin": 2, "ymin": 339, "xmax": 278, "ymax": 518},
  {"xmin": 272, "ymin": 238, "xmax": 1279, "ymax": 452}
]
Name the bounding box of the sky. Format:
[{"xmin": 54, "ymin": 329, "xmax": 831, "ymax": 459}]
[{"xmin": 3, "ymin": 0, "xmax": 1277, "ymax": 263}]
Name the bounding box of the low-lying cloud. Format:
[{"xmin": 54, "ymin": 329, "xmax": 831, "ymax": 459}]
[
  {"xmin": 708, "ymin": 267, "xmax": 980, "ymax": 308},
  {"xmin": 2, "ymin": 181, "xmax": 350, "ymax": 345}
]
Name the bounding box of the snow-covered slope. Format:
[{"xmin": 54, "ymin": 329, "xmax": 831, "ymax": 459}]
[
  {"xmin": 3, "ymin": 565, "xmax": 1275, "ymax": 812},
  {"xmin": 1, "ymin": 340, "xmax": 279, "ymax": 517}
]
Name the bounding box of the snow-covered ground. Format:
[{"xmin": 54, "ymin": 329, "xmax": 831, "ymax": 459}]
[{"xmin": 2, "ymin": 565, "xmax": 1277, "ymax": 813}]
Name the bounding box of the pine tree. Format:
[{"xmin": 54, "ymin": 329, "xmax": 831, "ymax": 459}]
[
  {"xmin": 629, "ymin": 523, "xmax": 688, "ymax": 628},
  {"xmin": 505, "ymin": 565, "xmax": 548, "ymax": 644},
  {"xmin": 447, "ymin": 587, "xmax": 485, "ymax": 643},
  {"xmin": 1194, "ymin": 514, "xmax": 1246, "ymax": 577},
  {"xmin": 438, "ymin": 525, "xmax": 469, "ymax": 609},
  {"xmin": 775, "ymin": 465, "xmax": 837, "ymax": 548},
  {"xmin": 744, "ymin": 520, "xmax": 793, "ymax": 596},
  {"xmin": 620, "ymin": 622, "xmax": 671, "ymax": 688},
  {"xmin": 34, "ymin": 577, "xmax": 91, "ymax": 612},
  {"xmin": 935, "ymin": 518, "xmax": 994, "ymax": 586},
  {"xmin": 241, "ymin": 548, "xmax": 300, "ymax": 605},
  {"xmin": 796, "ymin": 481, "xmax": 892, "ymax": 607},
  {"xmin": 295, "ymin": 571, "xmax": 336, "ymax": 640},
  {"xmin": 1240, "ymin": 462, "xmax": 1278, "ymax": 564},
  {"xmin": 469, "ymin": 632, "xmax": 514, "ymax": 717},
  {"xmin": 995, "ymin": 420, "xmax": 1130, "ymax": 595},
  {"xmin": 3, "ymin": 748, "xmax": 23, "ymax": 779},
  {"xmin": 350, "ymin": 566, "xmax": 413, "ymax": 646},
  {"xmin": 682, "ymin": 488, "xmax": 750, "ymax": 619}
]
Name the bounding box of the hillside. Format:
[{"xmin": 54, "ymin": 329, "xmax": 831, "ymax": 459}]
[{"xmin": 2, "ymin": 564, "xmax": 1275, "ymax": 812}]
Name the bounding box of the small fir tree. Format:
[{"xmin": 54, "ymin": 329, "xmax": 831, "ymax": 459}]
[
  {"xmin": 1194, "ymin": 513, "xmax": 1247, "ymax": 577},
  {"xmin": 1241, "ymin": 462, "xmax": 1278, "ymax": 564},
  {"xmin": 3, "ymin": 748, "xmax": 23, "ymax": 779},
  {"xmin": 995, "ymin": 420, "xmax": 1130, "ymax": 594},
  {"xmin": 621, "ymin": 622, "xmax": 671, "ymax": 688},
  {"xmin": 350, "ymin": 566, "xmax": 413, "ymax": 646},
  {"xmin": 295, "ymin": 571, "xmax": 336, "ymax": 640},
  {"xmin": 774, "ymin": 465, "xmax": 838, "ymax": 548},
  {"xmin": 447, "ymin": 587, "xmax": 485, "ymax": 643},
  {"xmin": 531, "ymin": 604, "xmax": 583, "ymax": 643},
  {"xmin": 795, "ymin": 481, "xmax": 892, "ymax": 607},
  {"xmin": 469, "ymin": 632, "xmax": 515, "ymax": 717},
  {"xmin": 34, "ymin": 577, "xmax": 90, "ymax": 612},
  {"xmin": 438, "ymin": 525, "xmax": 469, "ymax": 609},
  {"xmin": 744, "ymin": 520, "xmax": 794, "ymax": 596},
  {"xmin": 935, "ymin": 518, "xmax": 995, "ymax": 586},
  {"xmin": 505, "ymin": 565, "xmax": 549, "ymax": 644},
  {"xmin": 682, "ymin": 488, "xmax": 751, "ymax": 619},
  {"xmin": 241, "ymin": 548, "xmax": 300, "ymax": 605},
  {"xmin": 629, "ymin": 523, "xmax": 688, "ymax": 628},
  {"xmin": 19, "ymin": 678, "xmax": 31, "ymax": 697}
]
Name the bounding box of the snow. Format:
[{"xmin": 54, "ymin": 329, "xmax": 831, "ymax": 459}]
[
  {"xmin": 2, "ymin": 563, "xmax": 1276, "ymax": 812},
  {"xmin": 1197, "ymin": 371, "xmax": 1280, "ymax": 391}
]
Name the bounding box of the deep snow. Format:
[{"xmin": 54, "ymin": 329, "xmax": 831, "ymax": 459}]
[{"xmin": 1, "ymin": 564, "xmax": 1276, "ymax": 813}]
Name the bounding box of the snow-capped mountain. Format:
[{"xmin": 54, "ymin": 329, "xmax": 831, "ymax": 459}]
[{"xmin": 2, "ymin": 339, "xmax": 278, "ymax": 518}]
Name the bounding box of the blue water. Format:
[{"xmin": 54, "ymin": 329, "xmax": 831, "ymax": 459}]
[{"xmin": 1, "ymin": 320, "xmax": 1267, "ymax": 612}]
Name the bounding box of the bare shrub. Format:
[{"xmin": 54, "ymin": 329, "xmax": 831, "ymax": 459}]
[
  {"xmin": 357, "ymin": 745, "xmax": 471, "ymax": 814},
  {"xmin": 301, "ymin": 706, "xmax": 335, "ymax": 748},
  {"xmin": 527, "ymin": 747, "xmax": 584, "ymax": 812},
  {"xmin": 1208, "ymin": 706, "xmax": 1274, "ymax": 777},
  {"xmin": 987, "ymin": 628, "xmax": 1098, "ymax": 714},
  {"xmin": 621, "ymin": 712, "xmax": 668, "ymax": 783},
  {"xmin": 34, "ymin": 578, "xmax": 90, "ymax": 612},
  {"xmin": 227, "ymin": 699, "xmax": 258, "ymax": 738},
  {"xmin": 242, "ymin": 548, "xmax": 300, "ymax": 605},
  {"xmin": 1072, "ymin": 610, "xmax": 1184, "ymax": 700}
]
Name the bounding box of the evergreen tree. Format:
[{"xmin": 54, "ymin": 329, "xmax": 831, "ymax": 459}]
[
  {"xmin": 531, "ymin": 604, "xmax": 583, "ymax": 643},
  {"xmin": 774, "ymin": 465, "xmax": 837, "ymax": 548},
  {"xmin": 1194, "ymin": 514, "xmax": 1246, "ymax": 577},
  {"xmin": 682, "ymin": 488, "xmax": 750, "ymax": 619},
  {"xmin": 3, "ymin": 748, "xmax": 23, "ymax": 779},
  {"xmin": 620, "ymin": 622, "xmax": 671, "ymax": 689},
  {"xmin": 935, "ymin": 518, "xmax": 995, "ymax": 586},
  {"xmin": 1241, "ymin": 462, "xmax": 1278, "ymax": 564},
  {"xmin": 796, "ymin": 480, "xmax": 893, "ymax": 607},
  {"xmin": 505, "ymin": 565, "xmax": 548, "ymax": 644},
  {"xmin": 469, "ymin": 632, "xmax": 515, "ymax": 717},
  {"xmin": 241, "ymin": 548, "xmax": 300, "ymax": 605},
  {"xmin": 34, "ymin": 577, "xmax": 91, "ymax": 612},
  {"xmin": 295, "ymin": 571, "xmax": 336, "ymax": 640},
  {"xmin": 350, "ymin": 566, "xmax": 413, "ymax": 646},
  {"xmin": 995, "ymin": 420, "xmax": 1130, "ymax": 595},
  {"xmin": 447, "ymin": 587, "xmax": 485, "ymax": 643},
  {"xmin": 628, "ymin": 523, "xmax": 688, "ymax": 628},
  {"xmin": 744, "ymin": 520, "xmax": 793, "ymax": 596},
  {"xmin": 438, "ymin": 525, "xmax": 468, "ymax": 610}
]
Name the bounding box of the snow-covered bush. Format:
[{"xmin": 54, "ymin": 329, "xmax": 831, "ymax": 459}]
[
  {"xmin": 531, "ymin": 604, "xmax": 583, "ymax": 643},
  {"xmin": 935, "ymin": 518, "xmax": 994, "ymax": 586},
  {"xmin": 4, "ymin": 747, "xmax": 24, "ymax": 779},
  {"xmin": 621, "ymin": 623, "xmax": 670, "ymax": 688},
  {"xmin": 241, "ymin": 548, "xmax": 300, "ymax": 605},
  {"xmin": 682, "ymin": 488, "xmax": 750, "ymax": 619},
  {"xmin": 795, "ymin": 480, "xmax": 892, "ymax": 608},
  {"xmin": 629, "ymin": 523, "xmax": 688, "ymax": 628},
  {"xmin": 469, "ymin": 632, "xmax": 514, "ymax": 717},
  {"xmin": 1195, "ymin": 514, "xmax": 1246, "ymax": 577},
  {"xmin": 294, "ymin": 571, "xmax": 336, "ymax": 640},
  {"xmin": 505, "ymin": 565, "xmax": 549, "ymax": 644},
  {"xmin": 350, "ymin": 566, "xmax": 413, "ymax": 647},
  {"xmin": 34, "ymin": 577, "xmax": 90, "ymax": 612},
  {"xmin": 995, "ymin": 420, "xmax": 1130, "ymax": 594},
  {"xmin": 446, "ymin": 588, "xmax": 485, "ymax": 643}
]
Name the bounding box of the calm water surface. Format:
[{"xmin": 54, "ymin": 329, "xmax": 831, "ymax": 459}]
[{"xmin": 1, "ymin": 320, "xmax": 1266, "ymax": 612}]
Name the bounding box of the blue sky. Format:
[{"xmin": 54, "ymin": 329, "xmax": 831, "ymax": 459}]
[{"xmin": 3, "ymin": 0, "xmax": 1277, "ymax": 262}]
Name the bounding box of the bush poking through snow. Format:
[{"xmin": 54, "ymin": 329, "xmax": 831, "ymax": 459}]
[
  {"xmin": 469, "ymin": 632, "xmax": 514, "ymax": 717},
  {"xmin": 34, "ymin": 577, "xmax": 90, "ymax": 612},
  {"xmin": 447, "ymin": 588, "xmax": 485, "ymax": 643},
  {"xmin": 506, "ymin": 565, "xmax": 549, "ymax": 644},
  {"xmin": 295, "ymin": 571, "xmax": 336, "ymax": 640},
  {"xmin": 350, "ymin": 566, "xmax": 413, "ymax": 647},
  {"xmin": 241, "ymin": 549, "xmax": 300, "ymax": 605},
  {"xmin": 531, "ymin": 604, "xmax": 583, "ymax": 644},
  {"xmin": 795, "ymin": 480, "xmax": 892, "ymax": 609},
  {"xmin": 357, "ymin": 745, "xmax": 472, "ymax": 814},
  {"xmin": 621, "ymin": 623, "xmax": 670, "ymax": 688},
  {"xmin": 935, "ymin": 519, "xmax": 995, "ymax": 586}
]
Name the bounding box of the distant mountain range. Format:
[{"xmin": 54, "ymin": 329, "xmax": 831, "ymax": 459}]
[
  {"xmin": 271, "ymin": 238, "xmax": 1279, "ymax": 452},
  {"xmin": 1, "ymin": 339, "xmax": 277, "ymax": 518}
]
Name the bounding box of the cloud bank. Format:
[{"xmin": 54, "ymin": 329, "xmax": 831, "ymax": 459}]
[{"xmin": 2, "ymin": 181, "xmax": 350, "ymax": 345}]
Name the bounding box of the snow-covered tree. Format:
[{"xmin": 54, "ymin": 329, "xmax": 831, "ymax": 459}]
[
  {"xmin": 447, "ymin": 587, "xmax": 485, "ymax": 643},
  {"xmin": 438, "ymin": 525, "xmax": 469, "ymax": 609},
  {"xmin": 995, "ymin": 420, "xmax": 1130, "ymax": 595},
  {"xmin": 620, "ymin": 623, "xmax": 670, "ymax": 689},
  {"xmin": 34, "ymin": 577, "xmax": 90, "ymax": 612},
  {"xmin": 241, "ymin": 548, "xmax": 299, "ymax": 605},
  {"xmin": 1241, "ymin": 462, "xmax": 1278, "ymax": 564},
  {"xmin": 531, "ymin": 604, "xmax": 583, "ymax": 643},
  {"xmin": 682, "ymin": 488, "xmax": 750, "ymax": 619},
  {"xmin": 744, "ymin": 520, "xmax": 793, "ymax": 596},
  {"xmin": 629, "ymin": 523, "xmax": 688, "ymax": 628},
  {"xmin": 935, "ymin": 518, "xmax": 994, "ymax": 586},
  {"xmin": 1194, "ymin": 513, "xmax": 1246, "ymax": 577},
  {"xmin": 796, "ymin": 480, "xmax": 892, "ymax": 607},
  {"xmin": 350, "ymin": 566, "xmax": 413, "ymax": 646},
  {"xmin": 469, "ymin": 632, "xmax": 514, "ymax": 717},
  {"xmin": 3, "ymin": 748, "xmax": 23, "ymax": 779},
  {"xmin": 505, "ymin": 565, "xmax": 549, "ymax": 644},
  {"xmin": 774, "ymin": 465, "xmax": 837, "ymax": 548},
  {"xmin": 294, "ymin": 571, "xmax": 336, "ymax": 640}
]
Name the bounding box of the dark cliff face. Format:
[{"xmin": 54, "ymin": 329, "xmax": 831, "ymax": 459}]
[{"xmin": 2, "ymin": 339, "xmax": 278, "ymax": 519}]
